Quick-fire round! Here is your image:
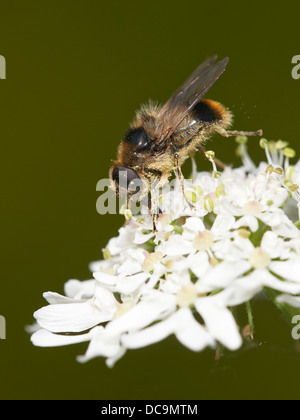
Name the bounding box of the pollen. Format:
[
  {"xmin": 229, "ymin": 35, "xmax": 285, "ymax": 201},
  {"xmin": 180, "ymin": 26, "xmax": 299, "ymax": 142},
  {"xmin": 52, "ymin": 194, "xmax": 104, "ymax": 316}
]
[
  {"xmin": 136, "ymin": 217, "xmax": 145, "ymax": 224},
  {"xmin": 142, "ymin": 251, "xmax": 163, "ymax": 272},
  {"xmin": 124, "ymin": 209, "xmax": 133, "ymax": 221},
  {"xmin": 283, "ymin": 147, "xmax": 296, "ymax": 159},
  {"xmin": 186, "ymin": 190, "xmax": 198, "ymax": 203},
  {"xmin": 276, "ymin": 140, "xmax": 289, "ymax": 150},
  {"xmin": 265, "ymin": 164, "xmax": 274, "ymax": 175},
  {"xmin": 235, "ymin": 135, "xmax": 248, "ymax": 145},
  {"xmin": 248, "ymin": 247, "xmax": 271, "ymax": 270},
  {"xmin": 194, "ymin": 185, "xmax": 204, "ymax": 196},
  {"xmin": 215, "ymin": 183, "xmax": 226, "ymax": 197},
  {"xmin": 158, "ymin": 194, "xmax": 166, "ymax": 204},
  {"xmin": 290, "ymin": 184, "xmax": 299, "ymax": 192},
  {"xmin": 103, "ymin": 248, "xmax": 111, "ymax": 260},
  {"xmin": 176, "ymin": 283, "xmax": 198, "ymax": 308},
  {"xmin": 164, "ymin": 259, "xmax": 174, "ymax": 270},
  {"xmin": 243, "ymin": 200, "xmax": 262, "ymax": 216},
  {"xmin": 274, "ymin": 167, "xmax": 283, "ymax": 175},
  {"xmin": 284, "ymin": 180, "xmax": 299, "ymax": 192},
  {"xmin": 164, "ymin": 231, "xmax": 173, "ymax": 241},
  {"xmin": 204, "ymin": 195, "xmax": 215, "ymax": 212},
  {"xmin": 285, "ymin": 166, "xmax": 294, "ymax": 180},
  {"xmin": 260, "ymin": 138, "xmax": 269, "ymax": 149},
  {"xmin": 104, "ymin": 267, "xmax": 115, "ymax": 275},
  {"xmin": 205, "ymin": 150, "xmax": 215, "ymax": 161},
  {"xmin": 238, "ymin": 228, "xmax": 251, "ymax": 239},
  {"xmin": 210, "ymin": 256, "xmax": 220, "ymax": 266},
  {"xmin": 114, "ymin": 300, "xmax": 135, "ymax": 319},
  {"xmin": 157, "ymin": 213, "xmax": 170, "ymax": 226},
  {"xmin": 193, "ymin": 230, "xmax": 214, "ymax": 251}
]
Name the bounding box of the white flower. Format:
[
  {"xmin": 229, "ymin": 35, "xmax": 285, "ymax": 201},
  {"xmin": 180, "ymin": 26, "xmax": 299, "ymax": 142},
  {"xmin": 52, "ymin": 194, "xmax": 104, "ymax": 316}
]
[
  {"xmin": 33, "ymin": 282, "xmax": 118, "ymax": 333},
  {"xmin": 30, "ymin": 137, "xmax": 300, "ymax": 367},
  {"xmin": 218, "ymin": 170, "xmax": 288, "ymax": 232}
]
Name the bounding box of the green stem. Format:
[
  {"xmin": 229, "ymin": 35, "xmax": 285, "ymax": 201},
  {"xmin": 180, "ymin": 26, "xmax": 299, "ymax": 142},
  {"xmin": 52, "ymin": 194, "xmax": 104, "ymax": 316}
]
[
  {"xmin": 245, "ymin": 301, "xmax": 255, "ymax": 340},
  {"xmin": 215, "ymin": 343, "xmax": 224, "ymax": 361},
  {"xmin": 249, "ymin": 220, "xmax": 269, "ymax": 247}
]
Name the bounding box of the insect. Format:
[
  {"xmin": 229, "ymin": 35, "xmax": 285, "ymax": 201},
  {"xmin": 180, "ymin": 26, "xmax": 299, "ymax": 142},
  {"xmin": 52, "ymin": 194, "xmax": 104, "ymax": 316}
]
[{"xmin": 110, "ymin": 55, "xmax": 262, "ymax": 230}]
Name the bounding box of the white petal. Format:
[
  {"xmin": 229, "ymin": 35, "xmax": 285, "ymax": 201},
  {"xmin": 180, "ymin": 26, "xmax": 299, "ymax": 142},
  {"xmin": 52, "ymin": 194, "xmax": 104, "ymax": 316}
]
[
  {"xmin": 252, "ymin": 174, "xmax": 267, "ymax": 198},
  {"xmin": 261, "ymin": 231, "xmax": 284, "ymax": 259},
  {"xmin": 201, "ymin": 260, "xmax": 251, "ymax": 289},
  {"xmin": 212, "ymin": 237, "xmax": 250, "ymax": 261},
  {"xmin": 270, "ymin": 260, "xmax": 300, "ymax": 283},
  {"xmin": 31, "ymin": 327, "xmax": 97, "ymax": 347},
  {"xmin": 121, "ymin": 314, "xmax": 177, "ymax": 348},
  {"xmin": 43, "ymin": 292, "xmax": 83, "ymax": 305},
  {"xmin": 77, "ymin": 328, "xmax": 123, "ymax": 363},
  {"xmin": 93, "ymin": 271, "xmax": 116, "ymax": 286},
  {"xmin": 25, "ymin": 322, "xmax": 41, "ymax": 334},
  {"xmin": 106, "ymin": 227, "xmax": 136, "ymax": 255},
  {"xmin": 34, "ymin": 299, "xmax": 113, "ymax": 333},
  {"xmin": 94, "ymin": 282, "xmax": 118, "ymax": 312},
  {"xmin": 134, "ymin": 231, "xmax": 155, "ymax": 245},
  {"xmin": 187, "ymin": 252, "xmax": 210, "ymax": 278},
  {"xmin": 277, "ymin": 294, "xmax": 300, "ymax": 308},
  {"xmin": 161, "ymin": 271, "xmax": 191, "ymax": 294},
  {"xmin": 195, "ymin": 298, "xmax": 242, "ymax": 350},
  {"xmin": 234, "ymin": 215, "xmax": 259, "ymax": 232},
  {"xmin": 218, "ymin": 200, "xmax": 243, "ymax": 217},
  {"xmin": 106, "ymin": 292, "xmax": 177, "ymax": 335},
  {"xmin": 272, "ymin": 215, "xmax": 299, "ymax": 238},
  {"xmin": 222, "ymin": 269, "xmax": 300, "ymax": 306},
  {"xmin": 116, "ymin": 272, "xmax": 149, "ymax": 294},
  {"xmin": 88, "ymin": 260, "xmax": 103, "ymax": 273},
  {"xmin": 64, "ymin": 279, "xmax": 96, "ymax": 299},
  {"xmin": 263, "ymin": 270, "xmax": 300, "ymax": 294},
  {"xmin": 219, "ymin": 272, "xmax": 264, "ymax": 306},
  {"xmin": 106, "ymin": 347, "xmax": 127, "ymax": 368},
  {"xmin": 183, "ymin": 217, "xmax": 205, "ymax": 235},
  {"xmin": 117, "ymin": 257, "xmax": 143, "ymax": 275},
  {"xmin": 261, "ymin": 187, "xmax": 288, "ymax": 209},
  {"xmin": 88, "ymin": 259, "xmax": 115, "ymax": 274},
  {"xmin": 259, "ymin": 211, "xmax": 282, "ymax": 227},
  {"xmin": 211, "ymin": 214, "xmax": 235, "ymax": 236},
  {"xmin": 174, "ymin": 308, "xmax": 215, "ymax": 351},
  {"xmin": 122, "ymin": 308, "xmax": 215, "ymax": 352},
  {"xmin": 158, "ymin": 235, "xmax": 194, "ymax": 257}
]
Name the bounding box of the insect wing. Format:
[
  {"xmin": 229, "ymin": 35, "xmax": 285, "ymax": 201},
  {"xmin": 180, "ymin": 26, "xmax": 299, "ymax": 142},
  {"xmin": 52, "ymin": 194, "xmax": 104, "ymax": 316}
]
[{"xmin": 154, "ymin": 56, "xmax": 229, "ymax": 148}]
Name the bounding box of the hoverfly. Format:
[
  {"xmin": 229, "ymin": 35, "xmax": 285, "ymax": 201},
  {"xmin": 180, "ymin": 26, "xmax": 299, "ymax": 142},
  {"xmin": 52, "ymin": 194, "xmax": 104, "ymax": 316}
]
[{"xmin": 110, "ymin": 56, "xmax": 262, "ymax": 230}]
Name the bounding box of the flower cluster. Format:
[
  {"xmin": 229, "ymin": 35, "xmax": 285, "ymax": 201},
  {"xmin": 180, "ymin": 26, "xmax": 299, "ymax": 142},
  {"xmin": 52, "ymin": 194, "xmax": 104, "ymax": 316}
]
[{"xmin": 31, "ymin": 137, "xmax": 300, "ymax": 367}]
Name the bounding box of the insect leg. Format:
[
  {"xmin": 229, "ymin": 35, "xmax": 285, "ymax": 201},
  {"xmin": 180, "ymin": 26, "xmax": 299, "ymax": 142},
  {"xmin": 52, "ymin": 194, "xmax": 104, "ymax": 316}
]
[
  {"xmin": 150, "ymin": 183, "xmax": 159, "ymax": 232},
  {"xmin": 174, "ymin": 153, "xmax": 194, "ymax": 208},
  {"xmin": 215, "ymin": 127, "xmax": 263, "ymax": 137}
]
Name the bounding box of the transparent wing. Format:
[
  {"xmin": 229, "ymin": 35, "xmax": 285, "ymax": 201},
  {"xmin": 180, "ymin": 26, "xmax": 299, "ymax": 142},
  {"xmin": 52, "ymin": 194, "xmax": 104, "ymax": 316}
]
[{"xmin": 153, "ymin": 56, "xmax": 229, "ymax": 150}]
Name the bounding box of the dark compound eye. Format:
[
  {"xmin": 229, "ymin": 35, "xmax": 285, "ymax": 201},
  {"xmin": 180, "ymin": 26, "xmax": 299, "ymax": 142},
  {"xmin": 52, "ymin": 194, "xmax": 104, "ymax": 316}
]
[
  {"xmin": 124, "ymin": 127, "xmax": 151, "ymax": 151},
  {"xmin": 112, "ymin": 165, "xmax": 142, "ymax": 193}
]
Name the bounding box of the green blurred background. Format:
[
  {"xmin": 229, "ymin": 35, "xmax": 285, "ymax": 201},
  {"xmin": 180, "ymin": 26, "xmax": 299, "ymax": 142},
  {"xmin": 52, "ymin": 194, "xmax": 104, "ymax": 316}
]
[{"xmin": 2, "ymin": 0, "xmax": 300, "ymax": 400}]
